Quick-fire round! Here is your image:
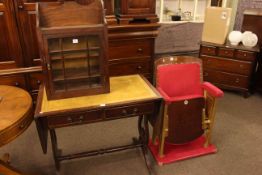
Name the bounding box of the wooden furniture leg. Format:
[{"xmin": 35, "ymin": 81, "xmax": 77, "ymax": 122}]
[
  {"xmin": 158, "ymin": 104, "xmax": 169, "ymax": 158},
  {"xmin": 50, "ymin": 129, "xmax": 61, "ymax": 170}
]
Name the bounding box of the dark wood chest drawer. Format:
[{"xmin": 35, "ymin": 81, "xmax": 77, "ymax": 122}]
[
  {"xmin": 204, "ymin": 70, "xmax": 249, "ymax": 89},
  {"xmin": 48, "ymin": 110, "xmax": 104, "ymax": 128},
  {"xmin": 0, "ymin": 74, "xmax": 26, "ymax": 89},
  {"xmin": 200, "ymin": 45, "xmax": 216, "ymax": 56},
  {"xmin": 202, "ymin": 56, "xmax": 253, "ymax": 76},
  {"xmin": 217, "ymin": 48, "xmax": 234, "ymax": 58},
  {"xmin": 108, "ymin": 39, "xmax": 152, "ymax": 60},
  {"xmin": 109, "ymin": 58, "xmax": 151, "ymax": 76},
  {"xmin": 235, "ymin": 50, "xmax": 257, "ymax": 61},
  {"xmin": 105, "ymin": 102, "xmax": 155, "ymax": 119}
]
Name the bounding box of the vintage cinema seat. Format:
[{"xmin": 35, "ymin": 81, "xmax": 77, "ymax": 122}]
[{"xmin": 148, "ymin": 62, "xmax": 224, "ymax": 165}]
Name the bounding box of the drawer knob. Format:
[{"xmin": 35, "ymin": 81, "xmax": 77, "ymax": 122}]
[
  {"xmin": 137, "ymin": 66, "xmax": 142, "ymax": 70},
  {"xmin": 67, "ymin": 117, "xmax": 72, "ymax": 122},
  {"xmin": 15, "ymin": 82, "xmax": 20, "ymax": 87},
  {"xmin": 133, "ymin": 108, "xmax": 138, "ymax": 113},
  {"xmin": 137, "ymin": 48, "xmax": 143, "ymax": 53},
  {"xmin": 207, "ymin": 48, "xmax": 210, "ymax": 51},
  {"xmin": 240, "ymin": 64, "xmax": 244, "ymax": 68},
  {"xmin": 37, "ymin": 80, "xmax": 41, "ymax": 85},
  {"xmin": 18, "ymin": 5, "xmax": 24, "ymax": 9},
  {"xmin": 244, "ymin": 53, "xmax": 247, "ymax": 57},
  {"xmin": 122, "ymin": 109, "xmax": 127, "ymax": 115},
  {"xmin": 79, "ymin": 115, "xmax": 84, "ymax": 120},
  {"xmin": 225, "ymin": 51, "xmax": 228, "ymax": 54},
  {"xmin": 235, "ymin": 78, "xmax": 240, "ymax": 83}
]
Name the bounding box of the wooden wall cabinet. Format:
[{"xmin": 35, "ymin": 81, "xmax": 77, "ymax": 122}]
[
  {"xmin": 115, "ymin": 0, "xmax": 158, "ymax": 24},
  {"xmin": 200, "ymin": 42, "xmax": 259, "ymax": 97},
  {"xmin": 37, "ymin": 1, "xmax": 109, "ymax": 99}
]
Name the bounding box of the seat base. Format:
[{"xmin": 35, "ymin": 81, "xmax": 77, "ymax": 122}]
[{"xmin": 148, "ymin": 136, "xmax": 217, "ymax": 165}]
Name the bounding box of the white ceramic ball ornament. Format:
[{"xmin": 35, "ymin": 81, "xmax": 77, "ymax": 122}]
[
  {"xmin": 228, "ymin": 31, "xmax": 243, "ymax": 46},
  {"xmin": 242, "ymin": 31, "xmax": 258, "ymax": 48}
]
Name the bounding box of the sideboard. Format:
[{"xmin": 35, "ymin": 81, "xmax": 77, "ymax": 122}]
[{"xmin": 0, "ymin": 0, "xmax": 159, "ymax": 102}]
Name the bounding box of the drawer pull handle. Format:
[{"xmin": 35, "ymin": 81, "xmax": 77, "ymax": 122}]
[
  {"xmin": 137, "ymin": 66, "xmax": 142, "ymax": 70},
  {"xmin": 137, "ymin": 48, "xmax": 143, "ymax": 53},
  {"xmin": 225, "ymin": 51, "xmax": 228, "ymax": 54},
  {"xmin": 79, "ymin": 115, "xmax": 84, "ymax": 120},
  {"xmin": 235, "ymin": 79, "xmax": 240, "ymax": 83},
  {"xmin": 67, "ymin": 117, "xmax": 72, "ymax": 122},
  {"xmin": 37, "ymin": 80, "xmax": 41, "ymax": 85},
  {"xmin": 240, "ymin": 65, "xmax": 244, "ymax": 68},
  {"xmin": 207, "ymin": 48, "xmax": 210, "ymax": 51},
  {"xmin": 18, "ymin": 5, "xmax": 24, "ymax": 9},
  {"xmin": 122, "ymin": 109, "xmax": 127, "ymax": 115},
  {"xmin": 133, "ymin": 108, "xmax": 138, "ymax": 113},
  {"xmin": 244, "ymin": 53, "xmax": 247, "ymax": 57},
  {"xmin": 15, "ymin": 82, "xmax": 20, "ymax": 87}
]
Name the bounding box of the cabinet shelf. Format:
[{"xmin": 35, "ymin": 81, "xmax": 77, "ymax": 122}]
[{"xmin": 49, "ymin": 47, "xmax": 100, "ymax": 54}]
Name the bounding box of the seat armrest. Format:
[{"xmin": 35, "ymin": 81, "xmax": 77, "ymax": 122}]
[
  {"xmin": 157, "ymin": 87, "xmax": 173, "ymax": 104},
  {"xmin": 202, "ymin": 82, "xmax": 224, "ymax": 98}
]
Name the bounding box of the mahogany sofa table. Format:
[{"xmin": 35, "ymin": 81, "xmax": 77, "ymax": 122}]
[{"xmin": 34, "ymin": 75, "xmax": 162, "ymax": 172}]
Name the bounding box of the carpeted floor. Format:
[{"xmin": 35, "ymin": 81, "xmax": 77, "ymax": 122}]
[{"xmin": 1, "ymin": 91, "xmax": 262, "ymax": 175}]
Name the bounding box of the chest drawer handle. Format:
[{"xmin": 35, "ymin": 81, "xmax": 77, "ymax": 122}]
[
  {"xmin": 225, "ymin": 51, "xmax": 228, "ymax": 54},
  {"xmin": 137, "ymin": 48, "xmax": 143, "ymax": 53},
  {"xmin": 15, "ymin": 82, "xmax": 20, "ymax": 87},
  {"xmin": 67, "ymin": 117, "xmax": 73, "ymax": 122},
  {"xmin": 243, "ymin": 53, "xmax": 247, "ymax": 57},
  {"xmin": 137, "ymin": 66, "xmax": 142, "ymax": 70},
  {"xmin": 133, "ymin": 108, "xmax": 138, "ymax": 113},
  {"xmin": 207, "ymin": 48, "xmax": 210, "ymax": 51},
  {"xmin": 239, "ymin": 64, "xmax": 244, "ymax": 68},
  {"xmin": 235, "ymin": 78, "xmax": 240, "ymax": 83},
  {"xmin": 37, "ymin": 80, "xmax": 41, "ymax": 85}
]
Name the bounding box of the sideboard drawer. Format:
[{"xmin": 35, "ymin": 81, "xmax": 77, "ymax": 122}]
[
  {"xmin": 235, "ymin": 50, "xmax": 257, "ymax": 61},
  {"xmin": 202, "ymin": 56, "xmax": 253, "ymax": 76},
  {"xmin": 0, "ymin": 74, "xmax": 26, "ymax": 89},
  {"xmin": 109, "ymin": 39, "xmax": 152, "ymax": 59},
  {"xmin": 29, "ymin": 72, "xmax": 44, "ymax": 91},
  {"xmin": 48, "ymin": 110, "xmax": 103, "ymax": 128},
  {"xmin": 204, "ymin": 70, "xmax": 249, "ymax": 89},
  {"xmin": 109, "ymin": 58, "xmax": 151, "ymax": 76},
  {"xmin": 105, "ymin": 102, "xmax": 155, "ymax": 119},
  {"xmin": 217, "ymin": 48, "xmax": 234, "ymax": 58},
  {"xmin": 200, "ymin": 45, "xmax": 216, "ymax": 56}
]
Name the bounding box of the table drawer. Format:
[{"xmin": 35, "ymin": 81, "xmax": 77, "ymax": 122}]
[
  {"xmin": 109, "ymin": 58, "xmax": 151, "ymax": 76},
  {"xmin": 200, "ymin": 45, "xmax": 216, "ymax": 56},
  {"xmin": 204, "ymin": 70, "xmax": 249, "ymax": 88},
  {"xmin": 108, "ymin": 39, "xmax": 152, "ymax": 59},
  {"xmin": 235, "ymin": 50, "xmax": 257, "ymax": 61},
  {"xmin": 217, "ymin": 48, "xmax": 234, "ymax": 58},
  {"xmin": 0, "ymin": 74, "xmax": 26, "ymax": 89},
  {"xmin": 202, "ymin": 56, "xmax": 253, "ymax": 76},
  {"xmin": 105, "ymin": 102, "xmax": 155, "ymax": 119},
  {"xmin": 48, "ymin": 110, "xmax": 103, "ymax": 128}
]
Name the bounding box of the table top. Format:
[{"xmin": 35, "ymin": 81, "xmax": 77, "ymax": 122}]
[
  {"xmin": 0, "ymin": 85, "xmax": 32, "ymax": 146},
  {"xmin": 36, "ymin": 75, "xmax": 161, "ymax": 116},
  {"xmin": 0, "ymin": 86, "xmax": 32, "ymax": 131}
]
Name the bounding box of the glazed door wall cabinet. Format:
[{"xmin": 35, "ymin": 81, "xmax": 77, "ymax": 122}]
[
  {"xmin": 115, "ymin": 0, "xmax": 158, "ymax": 24},
  {"xmin": 37, "ymin": 1, "xmax": 110, "ymax": 100}
]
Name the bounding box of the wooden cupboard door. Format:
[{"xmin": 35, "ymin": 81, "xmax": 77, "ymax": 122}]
[
  {"xmin": 123, "ymin": 0, "xmax": 155, "ymax": 14},
  {"xmin": 0, "ymin": 0, "xmax": 24, "ymax": 69}
]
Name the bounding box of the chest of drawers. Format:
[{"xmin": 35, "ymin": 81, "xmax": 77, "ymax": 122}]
[{"xmin": 199, "ymin": 42, "xmax": 260, "ymax": 97}]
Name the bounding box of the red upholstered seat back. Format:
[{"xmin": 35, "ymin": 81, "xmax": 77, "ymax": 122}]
[{"xmin": 157, "ymin": 63, "xmax": 203, "ymax": 98}]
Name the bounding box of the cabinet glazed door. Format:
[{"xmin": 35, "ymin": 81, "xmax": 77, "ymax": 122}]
[{"xmin": 0, "ymin": 0, "xmax": 24, "ymax": 69}]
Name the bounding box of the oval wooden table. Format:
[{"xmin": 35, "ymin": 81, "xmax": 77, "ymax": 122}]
[{"xmin": 0, "ymin": 85, "xmax": 33, "ymax": 175}]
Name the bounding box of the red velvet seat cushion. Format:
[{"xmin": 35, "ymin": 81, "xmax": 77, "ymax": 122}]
[{"xmin": 157, "ymin": 63, "xmax": 203, "ymax": 98}]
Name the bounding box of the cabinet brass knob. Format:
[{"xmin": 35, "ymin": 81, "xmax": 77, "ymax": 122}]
[
  {"xmin": 235, "ymin": 79, "xmax": 240, "ymax": 83},
  {"xmin": 133, "ymin": 108, "xmax": 138, "ymax": 113},
  {"xmin": 18, "ymin": 5, "xmax": 24, "ymax": 9},
  {"xmin": 37, "ymin": 80, "xmax": 41, "ymax": 85},
  {"xmin": 79, "ymin": 115, "xmax": 84, "ymax": 120},
  {"xmin": 15, "ymin": 82, "xmax": 20, "ymax": 87},
  {"xmin": 244, "ymin": 53, "xmax": 247, "ymax": 57},
  {"xmin": 67, "ymin": 117, "xmax": 72, "ymax": 122}
]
